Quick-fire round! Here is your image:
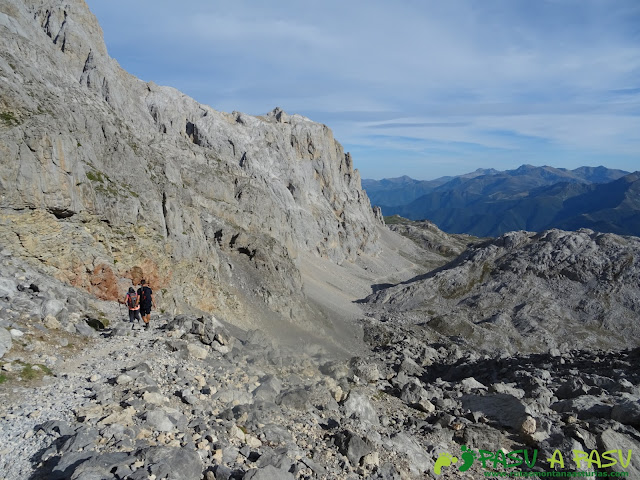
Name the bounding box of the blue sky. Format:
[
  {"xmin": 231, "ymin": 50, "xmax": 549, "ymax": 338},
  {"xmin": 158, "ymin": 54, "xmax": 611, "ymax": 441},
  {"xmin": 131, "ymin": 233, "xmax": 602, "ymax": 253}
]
[{"xmin": 85, "ymin": 0, "xmax": 640, "ymax": 180}]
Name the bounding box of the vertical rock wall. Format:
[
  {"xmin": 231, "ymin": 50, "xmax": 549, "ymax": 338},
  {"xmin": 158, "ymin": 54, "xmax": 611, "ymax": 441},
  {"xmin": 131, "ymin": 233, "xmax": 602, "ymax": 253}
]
[{"xmin": 0, "ymin": 0, "xmax": 382, "ymax": 325}]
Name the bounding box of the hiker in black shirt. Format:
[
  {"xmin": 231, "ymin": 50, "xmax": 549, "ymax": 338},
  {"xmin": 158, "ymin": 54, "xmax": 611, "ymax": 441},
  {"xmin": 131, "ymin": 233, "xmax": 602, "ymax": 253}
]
[{"xmin": 137, "ymin": 279, "xmax": 156, "ymax": 330}]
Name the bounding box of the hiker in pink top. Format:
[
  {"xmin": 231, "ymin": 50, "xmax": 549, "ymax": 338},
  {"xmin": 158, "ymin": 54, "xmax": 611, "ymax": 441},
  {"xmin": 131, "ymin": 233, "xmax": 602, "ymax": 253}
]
[{"xmin": 122, "ymin": 286, "xmax": 142, "ymax": 324}]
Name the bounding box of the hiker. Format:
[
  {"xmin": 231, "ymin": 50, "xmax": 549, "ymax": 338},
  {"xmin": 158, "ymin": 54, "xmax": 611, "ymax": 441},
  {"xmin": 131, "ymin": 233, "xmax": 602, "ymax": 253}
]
[
  {"xmin": 137, "ymin": 279, "xmax": 156, "ymax": 330},
  {"xmin": 123, "ymin": 286, "xmax": 142, "ymax": 325}
]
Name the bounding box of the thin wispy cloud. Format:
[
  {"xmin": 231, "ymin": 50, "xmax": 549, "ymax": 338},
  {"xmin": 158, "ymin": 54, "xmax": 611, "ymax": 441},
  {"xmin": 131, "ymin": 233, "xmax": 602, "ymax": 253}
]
[{"xmin": 86, "ymin": 0, "xmax": 640, "ymax": 179}]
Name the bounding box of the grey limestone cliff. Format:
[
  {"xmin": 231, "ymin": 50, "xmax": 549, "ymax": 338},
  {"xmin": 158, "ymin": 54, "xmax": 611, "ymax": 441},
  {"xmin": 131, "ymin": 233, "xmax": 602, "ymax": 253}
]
[{"xmin": 0, "ymin": 0, "xmax": 382, "ymax": 326}]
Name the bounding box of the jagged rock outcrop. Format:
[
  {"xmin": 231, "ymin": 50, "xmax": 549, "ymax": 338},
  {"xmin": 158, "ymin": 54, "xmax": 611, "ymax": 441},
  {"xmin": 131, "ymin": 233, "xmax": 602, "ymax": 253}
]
[
  {"xmin": 0, "ymin": 0, "xmax": 381, "ymax": 325},
  {"xmin": 367, "ymin": 228, "xmax": 640, "ymax": 353},
  {"xmin": 384, "ymin": 215, "xmax": 480, "ymax": 269}
]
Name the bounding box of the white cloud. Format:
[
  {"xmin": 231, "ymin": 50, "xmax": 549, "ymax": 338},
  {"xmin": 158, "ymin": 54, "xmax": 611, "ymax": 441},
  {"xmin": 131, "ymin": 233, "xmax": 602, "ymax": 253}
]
[{"xmin": 85, "ymin": 0, "xmax": 640, "ymax": 177}]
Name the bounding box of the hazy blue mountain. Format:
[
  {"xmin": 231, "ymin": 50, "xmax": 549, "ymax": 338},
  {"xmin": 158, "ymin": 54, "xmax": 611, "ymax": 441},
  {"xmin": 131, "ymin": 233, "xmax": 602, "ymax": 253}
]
[
  {"xmin": 364, "ymin": 165, "xmax": 629, "ymax": 209},
  {"xmin": 383, "ymin": 171, "xmax": 639, "ymax": 237},
  {"xmin": 369, "ymin": 166, "xmax": 633, "ymax": 236},
  {"xmin": 362, "ymin": 168, "xmax": 497, "ymax": 206}
]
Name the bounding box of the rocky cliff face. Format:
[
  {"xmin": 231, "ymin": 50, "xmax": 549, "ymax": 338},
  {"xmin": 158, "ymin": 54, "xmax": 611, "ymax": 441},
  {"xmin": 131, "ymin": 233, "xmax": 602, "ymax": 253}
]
[
  {"xmin": 0, "ymin": 0, "xmax": 381, "ymax": 324},
  {"xmin": 367, "ymin": 228, "xmax": 640, "ymax": 353}
]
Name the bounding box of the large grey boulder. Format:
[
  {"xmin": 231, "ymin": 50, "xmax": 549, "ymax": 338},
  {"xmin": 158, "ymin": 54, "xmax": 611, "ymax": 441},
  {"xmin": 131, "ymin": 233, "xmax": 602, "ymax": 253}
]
[
  {"xmin": 0, "ymin": 278, "xmax": 16, "ymax": 299},
  {"xmin": 461, "ymin": 394, "xmax": 531, "ymax": 429},
  {"xmin": 335, "ymin": 431, "xmax": 375, "ymax": 466},
  {"xmin": 386, "ymin": 433, "xmax": 432, "ymax": 476},
  {"xmin": 144, "ymin": 447, "xmax": 203, "ymax": 480},
  {"xmin": 343, "ymin": 391, "xmax": 380, "ymax": 426},
  {"xmin": 611, "ymin": 398, "xmax": 640, "ymax": 428},
  {"xmin": 598, "ymin": 429, "xmax": 640, "ymax": 479},
  {"xmin": 400, "ymin": 382, "xmax": 436, "ymax": 413},
  {"xmin": 243, "ymin": 465, "xmax": 294, "ymax": 480},
  {"xmin": 0, "ymin": 327, "xmax": 11, "ymax": 358},
  {"xmin": 145, "ymin": 410, "xmax": 175, "ymax": 432},
  {"xmin": 41, "ymin": 299, "xmax": 65, "ymax": 318}
]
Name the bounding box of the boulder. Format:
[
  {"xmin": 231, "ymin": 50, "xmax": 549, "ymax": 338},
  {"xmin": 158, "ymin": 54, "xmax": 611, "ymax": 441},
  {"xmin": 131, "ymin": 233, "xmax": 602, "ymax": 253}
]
[
  {"xmin": 343, "ymin": 392, "xmax": 380, "ymax": 426},
  {"xmin": 0, "ymin": 327, "xmax": 12, "ymax": 358},
  {"xmin": 144, "ymin": 446, "xmax": 203, "ymax": 480},
  {"xmin": 243, "ymin": 465, "xmax": 294, "ymax": 480},
  {"xmin": 611, "ymin": 398, "xmax": 640, "ymax": 429},
  {"xmin": 461, "ymin": 394, "xmax": 531, "ymax": 429},
  {"xmin": 335, "ymin": 430, "xmax": 375, "ymax": 466},
  {"xmin": 400, "ymin": 383, "xmax": 436, "ymax": 413},
  {"xmin": 145, "ymin": 410, "xmax": 176, "ymax": 432},
  {"xmin": 598, "ymin": 429, "xmax": 640, "ymax": 479}
]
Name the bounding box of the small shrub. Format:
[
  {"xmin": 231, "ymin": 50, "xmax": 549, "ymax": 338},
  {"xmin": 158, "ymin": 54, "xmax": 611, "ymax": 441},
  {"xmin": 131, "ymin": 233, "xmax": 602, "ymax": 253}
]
[
  {"xmin": 86, "ymin": 171, "xmax": 103, "ymax": 183},
  {"xmin": 1, "ymin": 111, "xmax": 19, "ymax": 126},
  {"xmin": 20, "ymin": 363, "xmax": 52, "ymax": 380}
]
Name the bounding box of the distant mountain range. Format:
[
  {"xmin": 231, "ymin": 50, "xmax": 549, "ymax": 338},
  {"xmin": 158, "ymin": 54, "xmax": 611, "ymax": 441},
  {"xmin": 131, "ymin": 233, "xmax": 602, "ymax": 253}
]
[{"xmin": 363, "ymin": 166, "xmax": 640, "ymax": 237}]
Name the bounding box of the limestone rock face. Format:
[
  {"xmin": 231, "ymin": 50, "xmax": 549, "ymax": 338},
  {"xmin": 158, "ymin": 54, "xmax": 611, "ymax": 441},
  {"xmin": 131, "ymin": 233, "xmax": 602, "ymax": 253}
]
[
  {"xmin": 367, "ymin": 229, "xmax": 640, "ymax": 353},
  {"xmin": 0, "ymin": 0, "xmax": 381, "ymax": 324}
]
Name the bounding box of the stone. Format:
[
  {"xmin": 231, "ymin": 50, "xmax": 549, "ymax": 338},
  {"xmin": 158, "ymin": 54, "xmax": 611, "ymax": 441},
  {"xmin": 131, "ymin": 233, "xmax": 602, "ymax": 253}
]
[
  {"xmin": 75, "ymin": 322, "xmax": 97, "ymax": 337},
  {"xmin": 144, "ymin": 446, "xmax": 203, "ymax": 480},
  {"xmin": 187, "ymin": 343, "xmax": 208, "ymax": 360},
  {"xmin": 116, "ymin": 374, "xmax": 133, "ymax": 385},
  {"xmin": 277, "ymin": 388, "xmax": 311, "ymax": 411},
  {"xmin": 386, "ymin": 433, "xmax": 432, "ymax": 475},
  {"xmin": 551, "ymin": 395, "xmax": 613, "ymax": 420},
  {"xmin": 243, "ymin": 465, "xmax": 294, "ymax": 480},
  {"xmin": 351, "ymin": 360, "xmax": 381, "ymax": 383},
  {"xmin": 611, "ymin": 398, "xmax": 640, "ymax": 428},
  {"xmin": 145, "ymin": 410, "xmax": 176, "ymax": 432},
  {"xmin": 252, "ymin": 383, "xmax": 278, "ymax": 403},
  {"xmin": 42, "ymin": 299, "xmax": 65, "ymax": 318},
  {"xmin": 9, "ymin": 328, "xmax": 23, "ymax": 338},
  {"xmin": 519, "ymin": 416, "xmax": 537, "ymax": 435},
  {"xmin": 362, "ymin": 452, "xmax": 380, "ymax": 468},
  {"xmin": 398, "ymin": 357, "xmax": 423, "ymax": 377},
  {"xmin": 599, "ymin": 429, "xmax": 640, "ymax": 479},
  {"xmin": 143, "ymin": 392, "xmax": 169, "ymax": 405},
  {"xmin": 460, "ymin": 377, "xmax": 488, "ymax": 392},
  {"xmin": 462, "ymin": 394, "xmax": 531, "ymax": 429},
  {"xmin": 400, "ymin": 383, "xmax": 435, "ymax": 413},
  {"xmin": 335, "ymin": 431, "xmax": 374, "ymax": 466},
  {"xmin": 0, "ymin": 328, "xmax": 11, "ymax": 358},
  {"xmin": 97, "ymin": 407, "xmax": 136, "ymax": 427},
  {"xmin": 0, "ymin": 278, "xmax": 16, "ymax": 299},
  {"xmin": 42, "ymin": 314, "xmax": 61, "ymax": 329},
  {"xmin": 490, "ymin": 382, "xmax": 525, "ymax": 399},
  {"xmin": 343, "ymin": 392, "xmax": 380, "ymax": 426}
]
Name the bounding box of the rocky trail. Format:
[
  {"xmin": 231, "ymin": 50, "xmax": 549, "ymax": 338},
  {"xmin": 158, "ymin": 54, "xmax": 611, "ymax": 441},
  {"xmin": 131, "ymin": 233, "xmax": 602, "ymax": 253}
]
[{"xmin": 2, "ymin": 259, "xmax": 640, "ymax": 479}]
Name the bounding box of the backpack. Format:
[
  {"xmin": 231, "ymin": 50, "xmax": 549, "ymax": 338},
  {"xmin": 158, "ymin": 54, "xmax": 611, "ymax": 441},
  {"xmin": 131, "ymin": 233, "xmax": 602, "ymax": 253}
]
[
  {"xmin": 139, "ymin": 286, "xmax": 152, "ymax": 305},
  {"xmin": 126, "ymin": 292, "xmax": 138, "ymax": 308}
]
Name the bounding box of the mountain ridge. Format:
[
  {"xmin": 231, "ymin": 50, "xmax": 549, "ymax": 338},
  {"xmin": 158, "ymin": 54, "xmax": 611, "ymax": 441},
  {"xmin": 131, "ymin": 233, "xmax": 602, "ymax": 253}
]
[{"xmin": 365, "ymin": 166, "xmax": 636, "ymax": 236}]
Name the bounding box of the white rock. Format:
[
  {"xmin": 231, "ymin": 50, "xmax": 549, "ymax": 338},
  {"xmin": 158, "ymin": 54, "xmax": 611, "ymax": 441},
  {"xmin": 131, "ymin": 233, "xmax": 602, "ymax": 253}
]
[
  {"xmin": 187, "ymin": 343, "xmax": 208, "ymax": 360},
  {"xmin": 116, "ymin": 374, "xmax": 133, "ymax": 385},
  {"xmin": 43, "ymin": 315, "xmax": 61, "ymax": 330},
  {"xmin": 143, "ymin": 392, "xmax": 169, "ymax": 405}
]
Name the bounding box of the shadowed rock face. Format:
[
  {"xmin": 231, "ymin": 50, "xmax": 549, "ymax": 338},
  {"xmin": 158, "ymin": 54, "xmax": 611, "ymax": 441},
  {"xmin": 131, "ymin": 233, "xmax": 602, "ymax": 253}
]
[
  {"xmin": 367, "ymin": 228, "xmax": 640, "ymax": 353},
  {"xmin": 0, "ymin": 0, "xmax": 381, "ymax": 324}
]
